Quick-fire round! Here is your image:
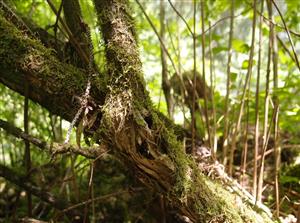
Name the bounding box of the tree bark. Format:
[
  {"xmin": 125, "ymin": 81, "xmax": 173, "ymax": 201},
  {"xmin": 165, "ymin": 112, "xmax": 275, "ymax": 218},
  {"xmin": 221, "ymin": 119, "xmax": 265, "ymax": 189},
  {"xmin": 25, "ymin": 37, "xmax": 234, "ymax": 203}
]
[
  {"xmin": 0, "ymin": 2, "xmax": 275, "ymax": 222},
  {"xmin": 92, "ymin": 0, "xmax": 273, "ymax": 222},
  {"xmin": 0, "ymin": 14, "xmax": 106, "ymax": 122}
]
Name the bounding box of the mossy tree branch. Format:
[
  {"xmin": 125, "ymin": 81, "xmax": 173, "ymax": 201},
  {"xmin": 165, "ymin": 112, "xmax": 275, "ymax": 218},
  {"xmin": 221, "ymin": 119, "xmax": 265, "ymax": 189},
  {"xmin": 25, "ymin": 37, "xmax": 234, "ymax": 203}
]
[
  {"xmin": 0, "ymin": 3, "xmax": 275, "ymax": 222},
  {"xmin": 93, "ymin": 0, "xmax": 274, "ymax": 222},
  {"xmin": 0, "ymin": 13, "xmax": 106, "ymax": 122}
]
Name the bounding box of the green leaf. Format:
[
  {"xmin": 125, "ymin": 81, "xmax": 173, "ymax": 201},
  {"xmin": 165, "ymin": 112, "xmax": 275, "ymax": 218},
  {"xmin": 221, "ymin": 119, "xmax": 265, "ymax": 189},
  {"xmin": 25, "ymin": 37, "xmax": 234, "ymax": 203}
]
[
  {"xmin": 212, "ymin": 46, "xmax": 228, "ymax": 54},
  {"xmin": 212, "ymin": 34, "xmax": 222, "ymax": 41},
  {"xmin": 232, "ymin": 39, "xmax": 250, "ymax": 53},
  {"xmin": 241, "ymin": 59, "xmax": 256, "ymax": 69},
  {"xmin": 242, "ymin": 60, "xmax": 249, "ymax": 69},
  {"xmin": 230, "ymin": 72, "xmax": 238, "ymax": 82},
  {"xmin": 279, "ymin": 50, "xmax": 289, "ymax": 64}
]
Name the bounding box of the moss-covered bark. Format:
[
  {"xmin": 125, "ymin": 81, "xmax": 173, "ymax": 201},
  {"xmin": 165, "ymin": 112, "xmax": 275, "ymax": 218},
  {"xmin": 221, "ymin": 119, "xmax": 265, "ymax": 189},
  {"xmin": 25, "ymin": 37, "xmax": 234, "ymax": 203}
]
[
  {"xmin": 0, "ymin": 3, "xmax": 275, "ymax": 222},
  {"xmin": 0, "ymin": 13, "xmax": 106, "ymax": 122},
  {"xmin": 93, "ymin": 0, "xmax": 275, "ymax": 222}
]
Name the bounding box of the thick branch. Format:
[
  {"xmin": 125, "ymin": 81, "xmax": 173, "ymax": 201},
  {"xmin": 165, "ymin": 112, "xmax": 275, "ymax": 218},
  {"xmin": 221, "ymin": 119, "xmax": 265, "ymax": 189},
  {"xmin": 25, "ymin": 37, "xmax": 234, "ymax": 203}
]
[
  {"xmin": 0, "ymin": 14, "xmax": 106, "ymax": 122},
  {"xmin": 93, "ymin": 0, "xmax": 274, "ymax": 222},
  {"xmin": 0, "ymin": 12, "xmax": 189, "ymax": 143},
  {"xmin": 0, "ymin": 3, "xmax": 275, "ymax": 222}
]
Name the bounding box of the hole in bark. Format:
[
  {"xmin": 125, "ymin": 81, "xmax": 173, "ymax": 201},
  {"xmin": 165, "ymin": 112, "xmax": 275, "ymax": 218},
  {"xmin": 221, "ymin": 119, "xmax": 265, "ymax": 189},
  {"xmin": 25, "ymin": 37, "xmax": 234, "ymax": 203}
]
[
  {"xmin": 138, "ymin": 140, "xmax": 154, "ymax": 160},
  {"xmin": 144, "ymin": 115, "xmax": 153, "ymax": 129}
]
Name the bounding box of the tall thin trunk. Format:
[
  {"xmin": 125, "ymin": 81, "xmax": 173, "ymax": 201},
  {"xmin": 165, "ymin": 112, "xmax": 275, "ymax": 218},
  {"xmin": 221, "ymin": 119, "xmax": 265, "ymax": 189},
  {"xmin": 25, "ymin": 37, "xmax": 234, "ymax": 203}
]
[{"xmin": 223, "ymin": 0, "xmax": 234, "ymax": 165}]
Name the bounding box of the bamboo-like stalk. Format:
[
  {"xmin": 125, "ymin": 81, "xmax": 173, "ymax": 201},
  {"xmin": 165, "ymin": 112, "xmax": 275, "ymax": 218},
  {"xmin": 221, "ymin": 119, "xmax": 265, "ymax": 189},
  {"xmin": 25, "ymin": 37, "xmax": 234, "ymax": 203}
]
[
  {"xmin": 222, "ymin": 0, "xmax": 234, "ymax": 165},
  {"xmin": 191, "ymin": 0, "xmax": 197, "ymax": 153},
  {"xmin": 259, "ymin": 0, "xmax": 272, "ymax": 207},
  {"xmin": 208, "ymin": 21, "xmax": 217, "ymax": 156},
  {"xmin": 229, "ymin": 0, "xmax": 257, "ymax": 176},
  {"xmin": 255, "ymin": 0, "xmax": 264, "ymax": 203},
  {"xmin": 268, "ymin": 0, "xmax": 280, "ymax": 217},
  {"xmin": 240, "ymin": 87, "xmax": 250, "ymax": 186},
  {"xmin": 200, "ymin": 0, "xmax": 211, "ymax": 148}
]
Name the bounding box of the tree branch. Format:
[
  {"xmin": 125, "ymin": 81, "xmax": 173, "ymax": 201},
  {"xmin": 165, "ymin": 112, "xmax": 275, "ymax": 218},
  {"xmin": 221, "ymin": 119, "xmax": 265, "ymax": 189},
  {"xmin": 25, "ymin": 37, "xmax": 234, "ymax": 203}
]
[
  {"xmin": 0, "ymin": 119, "xmax": 107, "ymax": 159},
  {"xmin": 93, "ymin": 0, "xmax": 274, "ymax": 222},
  {"xmin": 0, "ymin": 14, "xmax": 106, "ymax": 122}
]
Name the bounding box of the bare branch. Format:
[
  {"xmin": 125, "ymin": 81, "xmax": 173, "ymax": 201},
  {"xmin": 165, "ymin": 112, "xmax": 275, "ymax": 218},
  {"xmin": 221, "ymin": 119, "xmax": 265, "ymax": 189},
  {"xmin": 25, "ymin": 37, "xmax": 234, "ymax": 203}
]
[{"xmin": 0, "ymin": 119, "xmax": 107, "ymax": 159}]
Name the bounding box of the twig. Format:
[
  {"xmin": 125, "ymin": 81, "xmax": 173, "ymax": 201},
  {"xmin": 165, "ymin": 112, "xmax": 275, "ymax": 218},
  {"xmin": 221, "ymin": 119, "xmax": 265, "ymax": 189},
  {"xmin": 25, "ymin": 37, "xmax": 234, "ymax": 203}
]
[
  {"xmin": 257, "ymin": 8, "xmax": 300, "ymax": 38},
  {"xmin": 46, "ymin": 0, "xmax": 89, "ymax": 64},
  {"xmin": 270, "ymin": 0, "xmax": 300, "ymax": 71},
  {"xmin": 0, "ymin": 119, "xmax": 107, "ymax": 159},
  {"xmin": 135, "ymin": 0, "xmax": 178, "ymax": 76},
  {"xmin": 197, "ymin": 6, "xmax": 252, "ymax": 38},
  {"xmin": 17, "ymin": 217, "xmax": 48, "ymax": 223},
  {"xmin": 167, "ymin": 0, "xmax": 193, "ymax": 36},
  {"xmin": 0, "ymin": 164, "xmax": 74, "ymax": 214}
]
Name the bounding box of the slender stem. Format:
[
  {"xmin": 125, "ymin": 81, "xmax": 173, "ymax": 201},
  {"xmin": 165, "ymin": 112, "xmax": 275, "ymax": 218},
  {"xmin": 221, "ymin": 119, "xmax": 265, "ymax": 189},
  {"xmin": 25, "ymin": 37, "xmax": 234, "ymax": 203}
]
[
  {"xmin": 229, "ymin": 0, "xmax": 257, "ymax": 176},
  {"xmin": 240, "ymin": 86, "xmax": 250, "ymax": 185},
  {"xmin": 46, "ymin": 0, "xmax": 89, "ymax": 64},
  {"xmin": 260, "ymin": 0, "xmax": 272, "ymax": 205},
  {"xmin": 135, "ymin": 0, "xmax": 179, "ymax": 76},
  {"xmin": 223, "ymin": 0, "xmax": 235, "ymax": 165},
  {"xmin": 200, "ymin": 0, "xmax": 211, "ymax": 148},
  {"xmin": 24, "ymin": 80, "xmax": 32, "ymax": 217},
  {"xmin": 255, "ymin": 0, "xmax": 264, "ymax": 203},
  {"xmin": 160, "ymin": 0, "xmax": 173, "ymax": 118},
  {"xmin": 168, "ymin": 0, "xmax": 193, "ymax": 36},
  {"xmin": 191, "ymin": 0, "xmax": 197, "ymax": 153},
  {"xmin": 270, "ymin": 0, "xmax": 280, "ymax": 217},
  {"xmin": 208, "ymin": 21, "xmax": 217, "ymax": 156},
  {"xmin": 271, "ymin": 0, "xmax": 300, "ymax": 71}
]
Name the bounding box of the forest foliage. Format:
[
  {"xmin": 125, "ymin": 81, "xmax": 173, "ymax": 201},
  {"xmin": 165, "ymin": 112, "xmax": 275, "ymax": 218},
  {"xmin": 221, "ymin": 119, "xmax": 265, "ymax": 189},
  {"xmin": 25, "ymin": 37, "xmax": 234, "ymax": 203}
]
[{"xmin": 0, "ymin": 0, "xmax": 300, "ymax": 222}]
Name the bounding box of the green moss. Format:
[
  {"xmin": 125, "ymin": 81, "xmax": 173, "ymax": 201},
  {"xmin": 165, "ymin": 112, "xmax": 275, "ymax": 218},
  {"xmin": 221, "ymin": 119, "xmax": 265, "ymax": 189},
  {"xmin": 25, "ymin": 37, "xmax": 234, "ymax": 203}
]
[{"xmin": 0, "ymin": 13, "xmax": 109, "ymax": 93}]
